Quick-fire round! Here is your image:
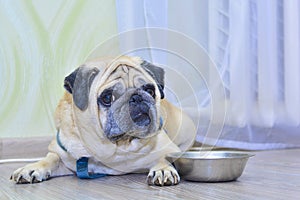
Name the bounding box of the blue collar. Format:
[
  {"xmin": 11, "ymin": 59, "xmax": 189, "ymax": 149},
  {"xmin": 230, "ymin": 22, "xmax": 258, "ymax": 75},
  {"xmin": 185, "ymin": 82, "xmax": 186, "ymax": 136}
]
[
  {"xmin": 76, "ymin": 157, "xmax": 106, "ymax": 179},
  {"xmin": 56, "ymin": 130, "xmax": 106, "ymax": 179},
  {"xmin": 56, "ymin": 130, "xmax": 67, "ymax": 152}
]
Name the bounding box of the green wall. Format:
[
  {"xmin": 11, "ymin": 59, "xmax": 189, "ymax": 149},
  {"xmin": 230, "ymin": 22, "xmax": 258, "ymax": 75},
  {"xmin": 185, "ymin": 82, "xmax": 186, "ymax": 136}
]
[{"xmin": 0, "ymin": 0, "xmax": 118, "ymax": 138}]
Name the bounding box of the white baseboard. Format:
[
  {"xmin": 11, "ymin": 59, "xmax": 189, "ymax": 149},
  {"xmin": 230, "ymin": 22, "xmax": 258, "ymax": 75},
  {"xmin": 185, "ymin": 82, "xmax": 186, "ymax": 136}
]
[{"xmin": 0, "ymin": 136, "xmax": 52, "ymax": 160}]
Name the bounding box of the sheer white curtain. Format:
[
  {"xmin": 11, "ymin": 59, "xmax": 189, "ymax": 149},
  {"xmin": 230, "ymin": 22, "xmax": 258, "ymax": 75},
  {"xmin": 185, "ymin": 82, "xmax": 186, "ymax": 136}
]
[{"xmin": 116, "ymin": 0, "xmax": 300, "ymax": 150}]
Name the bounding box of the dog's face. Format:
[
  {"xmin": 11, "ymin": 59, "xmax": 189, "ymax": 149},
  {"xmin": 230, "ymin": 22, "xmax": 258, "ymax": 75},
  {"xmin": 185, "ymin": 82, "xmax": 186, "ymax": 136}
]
[
  {"xmin": 97, "ymin": 65, "xmax": 162, "ymax": 142},
  {"xmin": 64, "ymin": 58, "xmax": 165, "ymax": 143}
]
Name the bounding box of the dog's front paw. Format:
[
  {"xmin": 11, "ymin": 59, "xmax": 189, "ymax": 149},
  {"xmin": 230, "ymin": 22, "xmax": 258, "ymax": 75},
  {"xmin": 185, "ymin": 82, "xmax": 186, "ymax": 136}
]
[
  {"xmin": 11, "ymin": 162, "xmax": 51, "ymax": 184},
  {"xmin": 147, "ymin": 165, "xmax": 180, "ymax": 186}
]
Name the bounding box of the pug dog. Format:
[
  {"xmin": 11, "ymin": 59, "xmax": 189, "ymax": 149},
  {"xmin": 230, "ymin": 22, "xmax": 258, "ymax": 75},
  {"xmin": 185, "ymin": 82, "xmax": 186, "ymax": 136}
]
[{"xmin": 11, "ymin": 56, "xmax": 196, "ymax": 186}]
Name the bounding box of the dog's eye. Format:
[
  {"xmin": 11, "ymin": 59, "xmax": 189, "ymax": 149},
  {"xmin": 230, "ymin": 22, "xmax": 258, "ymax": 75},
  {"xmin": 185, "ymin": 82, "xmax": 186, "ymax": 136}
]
[
  {"xmin": 145, "ymin": 88, "xmax": 155, "ymax": 97},
  {"xmin": 98, "ymin": 89, "xmax": 115, "ymax": 107},
  {"xmin": 143, "ymin": 84, "xmax": 156, "ymax": 98}
]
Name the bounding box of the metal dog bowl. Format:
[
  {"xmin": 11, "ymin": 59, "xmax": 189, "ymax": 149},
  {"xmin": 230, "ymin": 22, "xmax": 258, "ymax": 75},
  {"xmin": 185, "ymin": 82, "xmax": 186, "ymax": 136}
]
[{"xmin": 166, "ymin": 151, "xmax": 254, "ymax": 182}]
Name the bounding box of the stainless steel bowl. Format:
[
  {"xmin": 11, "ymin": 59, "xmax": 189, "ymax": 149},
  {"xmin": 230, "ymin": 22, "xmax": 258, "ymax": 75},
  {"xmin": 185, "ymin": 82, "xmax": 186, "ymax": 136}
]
[{"xmin": 166, "ymin": 151, "xmax": 254, "ymax": 182}]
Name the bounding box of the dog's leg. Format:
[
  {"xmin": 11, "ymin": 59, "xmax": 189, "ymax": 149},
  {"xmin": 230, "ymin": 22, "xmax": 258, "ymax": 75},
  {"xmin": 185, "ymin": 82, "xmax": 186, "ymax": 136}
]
[
  {"xmin": 147, "ymin": 159, "xmax": 180, "ymax": 186},
  {"xmin": 11, "ymin": 152, "xmax": 71, "ymax": 184}
]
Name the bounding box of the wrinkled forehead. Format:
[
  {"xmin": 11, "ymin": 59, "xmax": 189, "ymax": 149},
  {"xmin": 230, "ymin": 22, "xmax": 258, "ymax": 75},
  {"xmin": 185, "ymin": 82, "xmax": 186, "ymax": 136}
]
[{"xmin": 100, "ymin": 65, "xmax": 153, "ymax": 92}]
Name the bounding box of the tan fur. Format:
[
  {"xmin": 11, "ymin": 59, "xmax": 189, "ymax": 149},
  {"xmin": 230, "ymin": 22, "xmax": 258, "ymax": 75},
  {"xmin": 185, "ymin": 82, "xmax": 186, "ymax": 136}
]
[{"xmin": 11, "ymin": 56, "xmax": 196, "ymax": 186}]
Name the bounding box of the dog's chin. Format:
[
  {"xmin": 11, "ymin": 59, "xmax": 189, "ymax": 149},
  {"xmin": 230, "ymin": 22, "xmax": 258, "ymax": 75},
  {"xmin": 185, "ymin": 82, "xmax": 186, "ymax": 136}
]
[
  {"xmin": 108, "ymin": 133, "xmax": 128, "ymax": 143},
  {"xmin": 107, "ymin": 129, "xmax": 159, "ymax": 143},
  {"xmin": 107, "ymin": 133, "xmax": 139, "ymax": 143}
]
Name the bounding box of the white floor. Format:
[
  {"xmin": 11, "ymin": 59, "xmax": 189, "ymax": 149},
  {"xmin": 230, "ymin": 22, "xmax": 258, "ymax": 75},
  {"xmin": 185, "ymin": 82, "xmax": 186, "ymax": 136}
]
[{"xmin": 1, "ymin": 137, "xmax": 300, "ymax": 199}]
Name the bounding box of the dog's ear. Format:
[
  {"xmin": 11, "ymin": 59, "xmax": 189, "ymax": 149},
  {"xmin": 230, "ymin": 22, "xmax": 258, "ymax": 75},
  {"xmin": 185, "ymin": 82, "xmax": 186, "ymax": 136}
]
[
  {"xmin": 141, "ymin": 61, "xmax": 165, "ymax": 99},
  {"xmin": 64, "ymin": 65, "xmax": 100, "ymax": 110}
]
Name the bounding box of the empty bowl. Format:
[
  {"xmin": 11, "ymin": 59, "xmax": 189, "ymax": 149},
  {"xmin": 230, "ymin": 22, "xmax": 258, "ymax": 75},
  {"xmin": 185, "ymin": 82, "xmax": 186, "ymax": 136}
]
[{"xmin": 166, "ymin": 151, "xmax": 254, "ymax": 182}]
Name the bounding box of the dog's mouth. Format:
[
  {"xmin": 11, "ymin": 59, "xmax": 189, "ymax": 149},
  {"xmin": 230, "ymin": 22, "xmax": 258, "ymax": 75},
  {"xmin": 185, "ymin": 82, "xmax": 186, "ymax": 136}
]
[
  {"xmin": 108, "ymin": 133, "xmax": 141, "ymax": 143},
  {"xmin": 130, "ymin": 112, "xmax": 151, "ymax": 126},
  {"xmin": 108, "ymin": 133, "xmax": 126, "ymax": 142},
  {"xmin": 129, "ymin": 95, "xmax": 152, "ymax": 127}
]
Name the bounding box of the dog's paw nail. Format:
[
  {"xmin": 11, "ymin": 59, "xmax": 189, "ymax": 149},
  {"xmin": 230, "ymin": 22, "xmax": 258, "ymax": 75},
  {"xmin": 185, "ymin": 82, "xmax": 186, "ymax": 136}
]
[
  {"xmin": 148, "ymin": 166, "xmax": 180, "ymax": 186},
  {"xmin": 164, "ymin": 178, "xmax": 173, "ymax": 186},
  {"xmin": 16, "ymin": 175, "xmax": 22, "ymax": 183},
  {"xmin": 46, "ymin": 172, "xmax": 51, "ymax": 179},
  {"xmin": 16, "ymin": 176, "xmax": 29, "ymax": 184},
  {"xmin": 154, "ymin": 177, "xmax": 163, "ymax": 186},
  {"xmin": 170, "ymin": 171, "xmax": 179, "ymax": 185},
  {"xmin": 147, "ymin": 175, "xmax": 153, "ymax": 185},
  {"xmin": 30, "ymin": 176, "xmax": 36, "ymax": 184},
  {"xmin": 30, "ymin": 175, "xmax": 41, "ymax": 184}
]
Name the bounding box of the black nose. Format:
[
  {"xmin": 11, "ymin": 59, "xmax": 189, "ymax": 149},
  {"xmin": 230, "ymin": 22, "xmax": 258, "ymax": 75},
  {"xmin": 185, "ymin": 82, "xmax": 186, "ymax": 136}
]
[
  {"xmin": 129, "ymin": 94, "xmax": 151, "ymax": 126},
  {"xmin": 129, "ymin": 94, "xmax": 143, "ymax": 104}
]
